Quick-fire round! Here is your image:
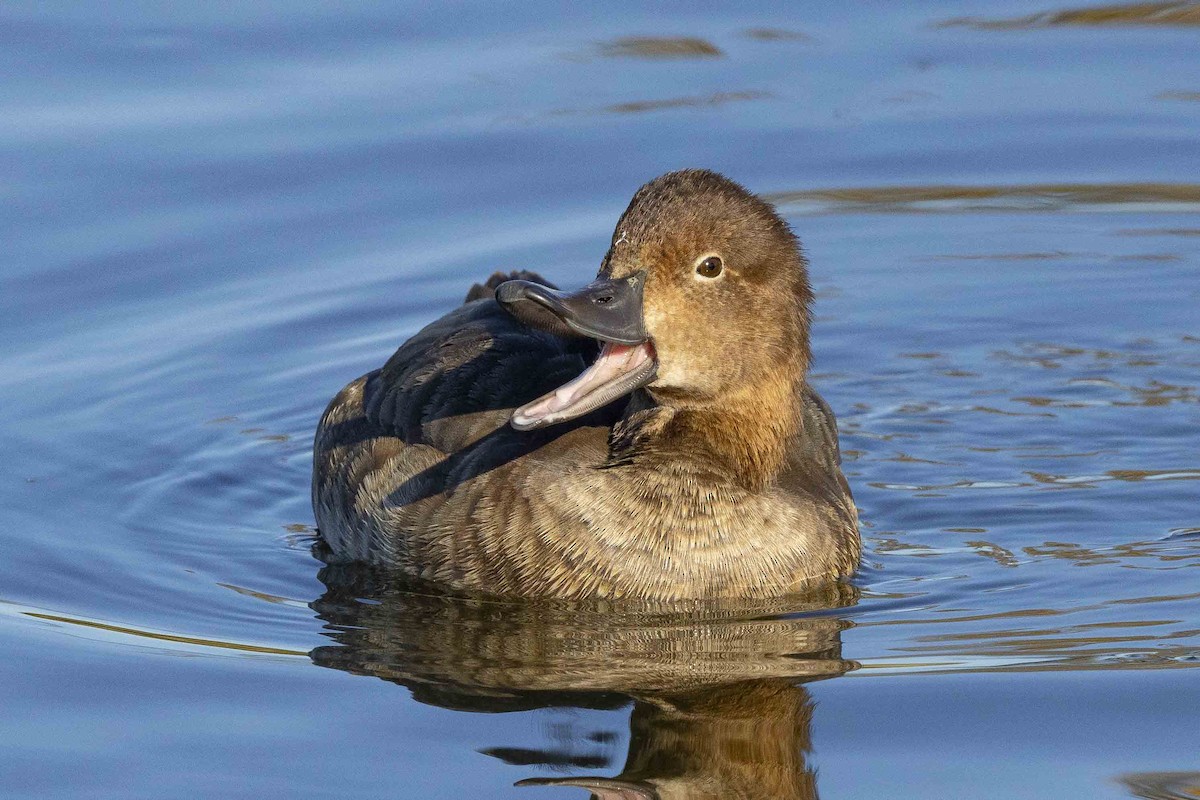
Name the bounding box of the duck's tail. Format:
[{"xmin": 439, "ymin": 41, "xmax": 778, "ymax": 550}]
[{"xmin": 463, "ymin": 270, "xmax": 557, "ymax": 304}]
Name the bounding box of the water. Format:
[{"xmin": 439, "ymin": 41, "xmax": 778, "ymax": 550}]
[{"xmin": 2, "ymin": 1, "xmax": 1198, "ymax": 797}]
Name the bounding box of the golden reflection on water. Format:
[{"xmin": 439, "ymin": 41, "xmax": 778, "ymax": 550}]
[
  {"xmin": 854, "ymin": 594, "xmax": 1200, "ymax": 673},
  {"xmin": 741, "ymin": 27, "xmax": 812, "ymax": 41},
  {"xmin": 540, "ymin": 91, "xmax": 771, "ymax": 122},
  {"xmin": 308, "ymin": 565, "xmax": 856, "ymax": 798},
  {"xmin": 600, "ymin": 36, "xmax": 724, "ymax": 59},
  {"xmin": 1117, "ymin": 228, "xmax": 1200, "ymax": 236},
  {"xmin": 918, "ymin": 251, "xmax": 1185, "ymax": 264},
  {"xmin": 868, "ymin": 470, "xmax": 1200, "ymax": 492},
  {"xmin": 1028, "ymin": 469, "xmax": 1200, "ymax": 486},
  {"xmin": 20, "ymin": 610, "xmax": 306, "ymax": 656},
  {"xmin": 766, "ymin": 183, "xmax": 1200, "ymax": 214},
  {"xmin": 939, "ymin": 2, "xmax": 1200, "ymax": 29},
  {"xmin": 605, "ymin": 91, "xmax": 770, "ymax": 115},
  {"xmin": 992, "ymin": 341, "xmax": 1199, "ymax": 373},
  {"xmin": 1119, "ymin": 772, "xmax": 1200, "ymax": 800},
  {"xmin": 1022, "ymin": 538, "xmax": 1200, "ymax": 564},
  {"xmin": 919, "ymin": 250, "xmax": 1083, "ymax": 261},
  {"xmin": 869, "ymin": 530, "xmax": 1199, "ymax": 573}
]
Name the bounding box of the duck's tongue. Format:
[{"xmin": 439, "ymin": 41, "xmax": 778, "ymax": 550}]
[{"xmin": 511, "ymin": 341, "xmax": 657, "ymax": 430}]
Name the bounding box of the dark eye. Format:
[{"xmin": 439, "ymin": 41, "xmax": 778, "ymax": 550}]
[{"xmin": 696, "ymin": 256, "xmax": 723, "ymax": 278}]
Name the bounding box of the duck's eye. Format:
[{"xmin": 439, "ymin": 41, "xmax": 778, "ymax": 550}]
[{"xmin": 696, "ymin": 256, "xmax": 723, "ymax": 279}]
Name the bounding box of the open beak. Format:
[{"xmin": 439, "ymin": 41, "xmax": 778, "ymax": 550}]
[
  {"xmin": 496, "ymin": 273, "xmax": 657, "ymax": 430},
  {"xmin": 515, "ymin": 777, "xmax": 657, "ymax": 799}
]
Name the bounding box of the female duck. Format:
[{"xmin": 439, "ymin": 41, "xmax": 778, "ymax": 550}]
[{"xmin": 312, "ymin": 169, "xmax": 859, "ymax": 600}]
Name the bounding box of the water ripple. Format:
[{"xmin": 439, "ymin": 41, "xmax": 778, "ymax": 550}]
[
  {"xmin": 940, "ymin": 2, "xmax": 1200, "ymax": 30},
  {"xmin": 768, "ymin": 183, "xmax": 1200, "ymax": 215}
]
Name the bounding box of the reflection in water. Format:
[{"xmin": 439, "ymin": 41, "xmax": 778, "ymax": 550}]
[
  {"xmin": 1120, "ymin": 771, "xmax": 1200, "ymax": 800},
  {"xmin": 600, "ymin": 37, "xmax": 723, "ymax": 59},
  {"xmin": 1116, "ymin": 228, "xmax": 1200, "ymax": 236},
  {"xmin": 918, "ymin": 250, "xmax": 1083, "ymax": 261},
  {"xmin": 940, "ymin": 2, "xmax": 1200, "ymax": 30},
  {"xmin": 1028, "ymin": 469, "xmax": 1200, "ymax": 486},
  {"xmin": 991, "ymin": 340, "xmax": 1195, "ymax": 373},
  {"xmin": 309, "ymin": 564, "xmax": 857, "ymax": 798},
  {"xmin": 767, "ymin": 183, "xmax": 1200, "ymax": 215},
  {"xmin": 742, "ymin": 28, "xmax": 812, "ymax": 41},
  {"xmin": 518, "ymin": 681, "xmax": 819, "ymax": 799},
  {"xmin": 605, "ymin": 91, "xmax": 770, "ymax": 115},
  {"xmin": 9, "ymin": 605, "xmax": 307, "ymax": 657},
  {"xmin": 870, "ymin": 470, "xmax": 1200, "ymax": 492}
]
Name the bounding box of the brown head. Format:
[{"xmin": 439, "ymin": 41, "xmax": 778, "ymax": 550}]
[
  {"xmin": 604, "ymin": 169, "xmax": 812, "ymax": 405},
  {"xmin": 497, "ymin": 169, "xmax": 813, "ymax": 442}
]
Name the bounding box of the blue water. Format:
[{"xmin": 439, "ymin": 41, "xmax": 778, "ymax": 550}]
[{"xmin": 2, "ymin": 2, "xmax": 1198, "ymax": 798}]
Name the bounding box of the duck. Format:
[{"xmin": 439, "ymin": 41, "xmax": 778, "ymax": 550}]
[{"xmin": 312, "ymin": 169, "xmax": 859, "ymax": 600}]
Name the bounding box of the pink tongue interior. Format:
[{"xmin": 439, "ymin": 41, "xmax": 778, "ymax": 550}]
[{"xmin": 512, "ymin": 342, "xmax": 653, "ymax": 428}]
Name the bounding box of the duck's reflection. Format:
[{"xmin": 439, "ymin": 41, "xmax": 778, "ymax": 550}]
[
  {"xmin": 310, "ymin": 564, "xmax": 858, "ymax": 799},
  {"xmin": 516, "ymin": 680, "xmax": 822, "ymax": 800}
]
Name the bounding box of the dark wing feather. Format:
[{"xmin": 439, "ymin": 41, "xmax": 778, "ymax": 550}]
[
  {"xmin": 361, "ymin": 286, "xmax": 601, "ymax": 455},
  {"xmin": 798, "ymin": 385, "xmax": 843, "ymax": 470},
  {"xmin": 781, "ymin": 385, "xmax": 853, "ymax": 506},
  {"xmin": 313, "ymin": 273, "xmax": 611, "ymax": 562}
]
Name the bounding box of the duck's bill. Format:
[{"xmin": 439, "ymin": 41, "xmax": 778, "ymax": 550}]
[
  {"xmin": 495, "ymin": 274, "xmax": 646, "ymax": 345},
  {"xmin": 497, "ymin": 272, "xmax": 656, "ymax": 430},
  {"xmin": 510, "ymin": 340, "xmax": 656, "ymax": 430}
]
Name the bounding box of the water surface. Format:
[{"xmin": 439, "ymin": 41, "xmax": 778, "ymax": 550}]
[{"xmin": 1, "ymin": 1, "xmax": 1198, "ymax": 798}]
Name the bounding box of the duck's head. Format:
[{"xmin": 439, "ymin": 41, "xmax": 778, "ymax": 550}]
[{"xmin": 499, "ymin": 169, "xmax": 812, "ymax": 431}]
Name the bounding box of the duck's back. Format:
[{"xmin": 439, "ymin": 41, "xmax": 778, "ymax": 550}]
[{"xmin": 312, "ymin": 273, "xmax": 615, "ymax": 568}]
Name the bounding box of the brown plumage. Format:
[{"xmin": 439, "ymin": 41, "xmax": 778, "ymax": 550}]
[{"xmin": 312, "ymin": 169, "xmax": 860, "ymax": 600}]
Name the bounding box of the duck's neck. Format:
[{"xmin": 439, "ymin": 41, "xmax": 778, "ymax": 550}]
[{"xmin": 612, "ymin": 366, "xmax": 805, "ymax": 491}]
